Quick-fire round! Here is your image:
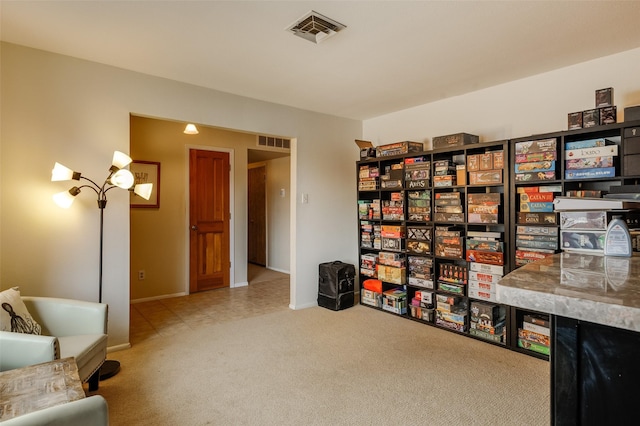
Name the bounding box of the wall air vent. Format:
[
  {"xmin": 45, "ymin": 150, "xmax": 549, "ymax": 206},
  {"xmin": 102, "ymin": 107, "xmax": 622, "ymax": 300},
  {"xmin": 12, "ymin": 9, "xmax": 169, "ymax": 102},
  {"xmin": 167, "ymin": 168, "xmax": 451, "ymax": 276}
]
[
  {"xmin": 286, "ymin": 10, "xmax": 346, "ymax": 44},
  {"xmin": 258, "ymin": 135, "xmax": 291, "ymax": 150}
]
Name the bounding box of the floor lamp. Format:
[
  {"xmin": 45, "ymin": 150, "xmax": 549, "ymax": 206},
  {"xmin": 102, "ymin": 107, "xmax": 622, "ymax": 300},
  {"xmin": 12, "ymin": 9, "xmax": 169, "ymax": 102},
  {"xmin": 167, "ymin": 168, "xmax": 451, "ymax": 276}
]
[{"xmin": 52, "ymin": 151, "xmax": 153, "ymax": 380}]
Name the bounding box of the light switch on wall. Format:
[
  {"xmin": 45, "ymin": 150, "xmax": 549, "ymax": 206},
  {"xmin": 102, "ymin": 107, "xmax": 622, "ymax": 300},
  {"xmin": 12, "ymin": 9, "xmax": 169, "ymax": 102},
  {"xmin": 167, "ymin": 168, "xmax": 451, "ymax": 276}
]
[
  {"xmin": 280, "ymin": 188, "xmax": 286, "ymax": 197},
  {"xmin": 301, "ymin": 193, "xmax": 309, "ymax": 204}
]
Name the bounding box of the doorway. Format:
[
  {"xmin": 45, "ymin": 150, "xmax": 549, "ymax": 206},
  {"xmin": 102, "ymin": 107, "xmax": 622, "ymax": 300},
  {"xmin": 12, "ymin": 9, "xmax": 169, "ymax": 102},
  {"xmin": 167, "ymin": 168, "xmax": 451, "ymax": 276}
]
[
  {"xmin": 188, "ymin": 148, "xmax": 231, "ymax": 292},
  {"xmin": 247, "ymin": 164, "xmax": 267, "ymax": 266}
]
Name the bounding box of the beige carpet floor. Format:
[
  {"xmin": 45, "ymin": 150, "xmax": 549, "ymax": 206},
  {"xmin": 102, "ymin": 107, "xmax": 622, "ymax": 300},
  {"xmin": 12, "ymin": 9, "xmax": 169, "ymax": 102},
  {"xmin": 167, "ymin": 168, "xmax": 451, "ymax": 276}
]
[{"xmin": 97, "ymin": 303, "xmax": 550, "ymax": 425}]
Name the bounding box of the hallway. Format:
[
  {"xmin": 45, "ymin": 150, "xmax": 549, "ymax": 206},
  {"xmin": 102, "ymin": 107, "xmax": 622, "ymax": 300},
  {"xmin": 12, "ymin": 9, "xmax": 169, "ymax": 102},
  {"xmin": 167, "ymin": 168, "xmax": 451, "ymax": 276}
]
[{"xmin": 129, "ymin": 265, "xmax": 289, "ymax": 345}]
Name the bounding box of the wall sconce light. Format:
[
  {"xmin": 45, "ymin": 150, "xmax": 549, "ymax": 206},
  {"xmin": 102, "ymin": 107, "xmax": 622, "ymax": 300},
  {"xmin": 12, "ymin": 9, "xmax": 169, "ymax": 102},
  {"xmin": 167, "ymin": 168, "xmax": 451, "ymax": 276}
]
[{"xmin": 184, "ymin": 123, "xmax": 199, "ymax": 135}]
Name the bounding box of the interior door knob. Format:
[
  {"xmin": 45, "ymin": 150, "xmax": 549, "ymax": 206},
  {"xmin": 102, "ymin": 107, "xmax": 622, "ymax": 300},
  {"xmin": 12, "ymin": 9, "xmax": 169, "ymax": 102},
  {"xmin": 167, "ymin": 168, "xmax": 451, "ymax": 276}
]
[{"xmin": 191, "ymin": 225, "xmax": 198, "ymax": 231}]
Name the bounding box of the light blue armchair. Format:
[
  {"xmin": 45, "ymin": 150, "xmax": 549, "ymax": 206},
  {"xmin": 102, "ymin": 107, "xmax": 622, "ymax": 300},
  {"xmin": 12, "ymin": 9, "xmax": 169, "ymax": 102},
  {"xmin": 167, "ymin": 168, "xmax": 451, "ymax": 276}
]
[
  {"xmin": 0, "ymin": 296, "xmax": 108, "ymax": 391},
  {"xmin": 1, "ymin": 395, "xmax": 109, "ymax": 426}
]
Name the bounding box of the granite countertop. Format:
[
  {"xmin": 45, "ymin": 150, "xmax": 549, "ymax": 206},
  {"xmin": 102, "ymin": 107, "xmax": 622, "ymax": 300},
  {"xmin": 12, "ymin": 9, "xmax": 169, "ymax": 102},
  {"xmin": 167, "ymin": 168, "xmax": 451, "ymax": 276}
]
[{"xmin": 496, "ymin": 252, "xmax": 640, "ymax": 332}]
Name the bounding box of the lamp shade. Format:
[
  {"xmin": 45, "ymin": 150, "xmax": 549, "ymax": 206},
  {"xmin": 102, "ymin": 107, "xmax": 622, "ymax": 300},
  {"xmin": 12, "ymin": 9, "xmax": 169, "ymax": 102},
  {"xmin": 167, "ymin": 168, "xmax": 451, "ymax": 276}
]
[
  {"xmin": 133, "ymin": 183, "xmax": 153, "ymax": 200},
  {"xmin": 51, "ymin": 162, "xmax": 81, "ymax": 181},
  {"xmin": 184, "ymin": 123, "xmax": 199, "ymax": 135},
  {"xmin": 112, "ymin": 151, "xmax": 133, "ymax": 169},
  {"xmin": 110, "ymin": 169, "xmax": 135, "ymax": 189},
  {"xmin": 53, "ymin": 187, "xmax": 81, "ymax": 208}
]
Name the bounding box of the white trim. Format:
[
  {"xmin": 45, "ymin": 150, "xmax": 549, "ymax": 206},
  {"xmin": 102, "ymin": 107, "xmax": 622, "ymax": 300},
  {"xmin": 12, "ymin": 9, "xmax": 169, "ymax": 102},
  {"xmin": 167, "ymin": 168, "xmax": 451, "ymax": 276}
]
[
  {"xmin": 290, "ymin": 301, "xmax": 316, "ymax": 310},
  {"xmin": 185, "ymin": 145, "xmax": 235, "ymax": 293},
  {"xmin": 130, "ymin": 292, "xmax": 187, "ymax": 304},
  {"xmin": 107, "ymin": 343, "xmax": 132, "ymax": 353},
  {"xmin": 289, "ymin": 138, "xmax": 297, "ymax": 309},
  {"xmin": 267, "ymin": 266, "xmax": 290, "ymax": 275}
]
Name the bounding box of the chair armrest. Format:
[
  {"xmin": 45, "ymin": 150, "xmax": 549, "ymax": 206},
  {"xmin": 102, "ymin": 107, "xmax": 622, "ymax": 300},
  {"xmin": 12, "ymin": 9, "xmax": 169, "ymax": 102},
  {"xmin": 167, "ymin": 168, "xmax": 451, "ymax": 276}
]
[
  {"xmin": 0, "ymin": 331, "xmax": 59, "ymax": 371},
  {"xmin": 22, "ymin": 297, "xmax": 108, "ymax": 337},
  {"xmin": 1, "ymin": 395, "xmax": 109, "ymax": 426}
]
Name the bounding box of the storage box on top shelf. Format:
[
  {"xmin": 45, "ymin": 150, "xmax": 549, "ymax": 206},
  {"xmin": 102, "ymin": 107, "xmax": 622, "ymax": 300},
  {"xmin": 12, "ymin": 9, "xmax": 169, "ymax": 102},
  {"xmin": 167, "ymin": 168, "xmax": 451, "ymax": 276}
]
[
  {"xmin": 433, "ymin": 132, "xmax": 479, "ymax": 149},
  {"xmin": 377, "ymin": 141, "xmax": 423, "ymax": 157},
  {"xmin": 356, "ymin": 139, "xmax": 377, "ymax": 160}
]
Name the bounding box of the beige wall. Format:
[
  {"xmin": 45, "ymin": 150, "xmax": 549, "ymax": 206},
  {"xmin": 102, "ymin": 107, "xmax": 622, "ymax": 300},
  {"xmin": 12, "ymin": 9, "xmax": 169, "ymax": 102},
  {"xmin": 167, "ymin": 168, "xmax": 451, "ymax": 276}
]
[
  {"xmin": 1, "ymin": 42, "xmax": 361, "ymax": 349},
  {"xmin": 363, "ymin": 47, "xmax": 640, "ymax": 145}
]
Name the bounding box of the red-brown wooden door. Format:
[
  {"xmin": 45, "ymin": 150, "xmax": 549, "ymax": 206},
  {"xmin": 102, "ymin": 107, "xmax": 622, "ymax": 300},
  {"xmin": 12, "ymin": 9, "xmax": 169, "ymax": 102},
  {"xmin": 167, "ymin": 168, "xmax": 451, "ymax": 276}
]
[{"xmin": 189, "ymin": 149, "xmax": 230, "ymax": 292}]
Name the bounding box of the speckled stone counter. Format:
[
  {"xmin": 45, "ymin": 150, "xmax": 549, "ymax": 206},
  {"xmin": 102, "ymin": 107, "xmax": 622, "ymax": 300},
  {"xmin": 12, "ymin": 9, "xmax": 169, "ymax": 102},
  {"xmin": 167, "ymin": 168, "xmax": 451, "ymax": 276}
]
[
  {"xmin": 497, "ymin": 252, "xmax": 640, "ymax": 332},
  {"xmin": 497, "ymin": 252, "xmax": 640, "ymax": 425}
]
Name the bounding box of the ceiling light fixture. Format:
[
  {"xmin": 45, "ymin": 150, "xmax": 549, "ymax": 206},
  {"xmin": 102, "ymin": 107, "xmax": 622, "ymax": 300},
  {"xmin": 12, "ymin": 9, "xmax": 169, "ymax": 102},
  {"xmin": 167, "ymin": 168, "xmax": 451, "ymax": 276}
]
[{"xmin": 184, "ymin": 123, "xmax": 199, "ymax": 135}]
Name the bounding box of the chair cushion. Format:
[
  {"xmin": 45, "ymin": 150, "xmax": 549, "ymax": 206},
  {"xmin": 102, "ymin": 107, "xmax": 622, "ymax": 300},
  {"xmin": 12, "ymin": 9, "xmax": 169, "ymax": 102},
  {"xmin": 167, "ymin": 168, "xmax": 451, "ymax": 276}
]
[
  {"xmin": 0, "ymin": 288, "xmax": 41, "ymax": 335},
  {"xmin": 59, "ymin": 334, "xmax": 108, "ymax": 382}
]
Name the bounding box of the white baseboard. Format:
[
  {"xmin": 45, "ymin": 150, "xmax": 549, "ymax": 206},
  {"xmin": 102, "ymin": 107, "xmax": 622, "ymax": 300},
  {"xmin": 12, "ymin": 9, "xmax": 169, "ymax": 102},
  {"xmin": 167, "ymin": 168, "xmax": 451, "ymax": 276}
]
[
  {"xmin": 107, "ymin": 343, "xmax": 131, "ymax": 353},
  {"xmin": 232, "ymin": 281, "xmax": 248, "ymax": 288},
  {"xmin": 289, "ymin": 301, "xmax": 317, "ymax": 310},
  {"xmin": 130, "ymin": 292, "xmax": 186, "ymax": 304},
  {"xmin": 267, "ymin": 266, "xmax": 290, "ymax": 274}
]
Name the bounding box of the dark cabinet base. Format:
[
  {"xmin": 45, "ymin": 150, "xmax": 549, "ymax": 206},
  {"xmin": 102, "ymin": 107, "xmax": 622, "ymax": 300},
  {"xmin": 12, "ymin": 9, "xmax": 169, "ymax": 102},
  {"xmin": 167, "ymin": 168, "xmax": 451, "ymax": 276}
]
[{"xmin": 552, "ymin": 316, "xmax": 640, "ymax": 425}]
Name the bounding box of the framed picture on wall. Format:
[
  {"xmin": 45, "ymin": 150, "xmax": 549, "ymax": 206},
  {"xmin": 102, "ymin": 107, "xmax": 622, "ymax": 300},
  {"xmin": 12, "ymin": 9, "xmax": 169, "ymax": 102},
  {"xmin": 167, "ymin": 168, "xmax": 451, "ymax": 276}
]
[{"xmin": 130, "ymin": 160, "xmax": 160, "ymax": 208}]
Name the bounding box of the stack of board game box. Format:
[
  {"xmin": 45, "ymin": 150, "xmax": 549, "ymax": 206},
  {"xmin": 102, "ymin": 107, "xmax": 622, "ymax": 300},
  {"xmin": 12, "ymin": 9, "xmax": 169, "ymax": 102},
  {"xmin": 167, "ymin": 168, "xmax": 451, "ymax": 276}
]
[
  {"xmin": 407, "ymin": 190, "xmax": 431, "ymax": 221},
  {"xmin": 435, "ymin": 261, "xmax": 468, "ymax": 332},
  {"xmin": 469, "ymin": 301, "xmax": 506, "ymax": 343},
  {"xmin": 382, "ymin": 192, "xmax": 404, "ymax": 221},
  {"xmin": 514, "ymin": 138, "xmax": 558, "ymax": 182},
  {"xmin": 517, "ymin": 314, "xmax": 550, "ymax": 356},
  {"xmin": 433, "ymin": 159, "xmax": 457, "ymax": 187},
  {"xmin": 567, "ymin": 87, "xmax": 617, "ymax": 130},
  {"xmin": 380, "ymin": 225, "xmax": 404, "ymax": 252},
  {"xmin": 358, "ymin": 165, "xmax": 379, "ymax": 190},
  {"xmin": 358, "ymin": 199, "xmax": 381, "ymax": 221},
  {"xmin": 564, "ymin": 138, "xmax": 619, "ymax": 180},
  {"xmin": 467, "ymin": 193, "xmax": 501, "ymax": 224},
  {"xmin": 404, "ymin": 157, "xmax": 430, "ymax": 190},
  {"xmin": 361, "ymin": 279, "xmax": 383, "ymax": 308},
  {"xmin": 410, "ymin": 289, "xmax": 434, "ymax": 323},
  {"xmin": 360, "ymin": 253, "xmax": 378, "ymax": 278},
  {"xmin": 406, "ymin": 226, "xmax": 432, "ymax": 255},
  {"xmin": 434, "ymin": 226, "xmax": 464, "ymax": 259},
  {"xmin": 407, "ymin": 255, "xmax": 433, "ymax": 289},
  {"xmin": 359, "ymin": 221, "xmax": 381, "ymax": 250},
  {"xmin": 434, "ymin": 192, "xmax": 464, "ymax": 223},
  {"xmin": 382, "ymin": 287, "xmax": 407, "ymax": 315},
  {"xmin": 467, "ymin": 150, "xmax": 504, "ymax": 185},
  {"xmin": 466, "ymin": 230, "xmax": 504, "ymax": 302},
  {"xmin": 515, "ymin": 185, "xmax": 562, "ymax": 266},
  {"xmin": 377, "ymin": 251, "xmax": 406, "ymax": 285},
  {"xmin": 380, "ymin": 162, "xmax": 404, "ymax": 189},
  {"xmin": 434, "ymin": 292, "xmax": 467, "ymax": 332}
]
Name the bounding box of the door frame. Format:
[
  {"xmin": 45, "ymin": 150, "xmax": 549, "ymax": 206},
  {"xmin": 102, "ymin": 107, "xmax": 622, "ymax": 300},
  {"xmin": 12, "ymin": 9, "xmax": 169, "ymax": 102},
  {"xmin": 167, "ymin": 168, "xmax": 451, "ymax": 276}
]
[{"xmin": 184, "ymin": 145, "xmax": 236, "ymax": 293}]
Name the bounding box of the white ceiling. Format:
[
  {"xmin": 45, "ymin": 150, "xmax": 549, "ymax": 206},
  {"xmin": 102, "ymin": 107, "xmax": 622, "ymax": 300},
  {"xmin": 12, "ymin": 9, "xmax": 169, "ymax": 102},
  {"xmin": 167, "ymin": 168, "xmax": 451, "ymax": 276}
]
[{"xmin": 2, "ymin": 1, "xmax": 640, "ymax": 121}]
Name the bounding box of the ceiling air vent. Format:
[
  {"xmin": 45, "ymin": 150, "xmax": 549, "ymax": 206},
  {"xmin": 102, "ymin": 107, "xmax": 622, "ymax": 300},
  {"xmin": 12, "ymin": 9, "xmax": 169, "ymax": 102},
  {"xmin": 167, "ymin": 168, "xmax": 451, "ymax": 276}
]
[
  {"xmin": 287, "ymin": 10, "xmax": 346, "ymax": 44},
  {"xmin": 258, "ymin": 135, "xmax": 291, "ymax": 150}
]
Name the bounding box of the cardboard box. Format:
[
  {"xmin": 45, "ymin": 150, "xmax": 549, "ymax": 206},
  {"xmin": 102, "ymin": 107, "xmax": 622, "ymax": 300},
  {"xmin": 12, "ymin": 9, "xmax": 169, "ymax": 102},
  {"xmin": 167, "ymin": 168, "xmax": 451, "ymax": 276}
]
[
  {"xmin": 433, "ymin": 132, "xmax": 479, "ymax": 149},
  {"xmin": 377, "ymin": 141, "xmax": 423, "ymax": 157},
  {"xmin": 456, "ymin": 164, "xmax": 466, "ymax": 185},
  {"xmin": 624, "ymin": 105, "xmax": 640, "ymax": 122},
  {"xmin": 355, "ymin": 139, "xmax": 376, "ymax": 160}
]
